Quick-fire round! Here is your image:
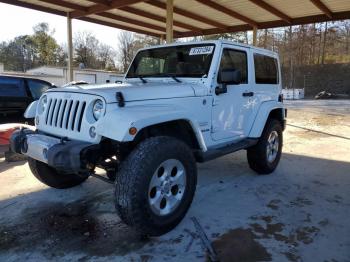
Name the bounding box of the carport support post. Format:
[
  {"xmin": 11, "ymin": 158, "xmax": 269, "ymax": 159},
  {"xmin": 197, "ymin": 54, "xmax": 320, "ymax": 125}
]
[
  {"xmin": 166, "ymin": 0, "xmax": 174, "ymax": 43},
  {"xmin": 67, "ymin": 13, "xmax": 73, "ymax": 82},
  {"xmin": 253, "ymin": 26, "xmax": 258, "ymax": 46}
]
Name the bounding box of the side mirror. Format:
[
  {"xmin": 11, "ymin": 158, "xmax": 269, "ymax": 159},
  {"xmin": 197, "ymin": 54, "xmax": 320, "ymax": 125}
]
[{"xmin": 218, "ymin": 68, "xmax": 241, "ymax": 85}]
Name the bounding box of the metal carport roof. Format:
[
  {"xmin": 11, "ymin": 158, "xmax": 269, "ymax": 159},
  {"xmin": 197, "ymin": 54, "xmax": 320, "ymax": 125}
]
[
  {"xmin": 1, "ymin": 0, "xmax": 349, "ymax": 81},
  {"xmin": 1, "ymin": 0, "xmax": 350, "ymax": 39}
]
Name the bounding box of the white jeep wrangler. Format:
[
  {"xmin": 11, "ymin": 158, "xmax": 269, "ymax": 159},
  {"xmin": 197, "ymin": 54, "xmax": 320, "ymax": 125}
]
[{"xmin": 11, "ymin": 40, "xmax": 286, "ymax": 236}]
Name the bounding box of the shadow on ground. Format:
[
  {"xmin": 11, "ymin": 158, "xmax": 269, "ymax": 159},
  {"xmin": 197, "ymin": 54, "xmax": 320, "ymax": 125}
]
[{"xmin": 0, "ymin": 152, "xmax": 349, "ymax": 261}]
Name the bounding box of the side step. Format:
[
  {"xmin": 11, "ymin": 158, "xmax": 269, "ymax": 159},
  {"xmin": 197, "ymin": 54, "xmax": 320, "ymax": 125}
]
[{"xmin": 195, "ymin": 138, "xmax": 258, "ymax": 163}]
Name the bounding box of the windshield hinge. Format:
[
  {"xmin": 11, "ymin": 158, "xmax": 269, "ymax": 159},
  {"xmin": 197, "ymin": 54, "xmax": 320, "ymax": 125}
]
[{"xmin": 116, "ymin": 92, "xmax": 125, "ymax": 107}]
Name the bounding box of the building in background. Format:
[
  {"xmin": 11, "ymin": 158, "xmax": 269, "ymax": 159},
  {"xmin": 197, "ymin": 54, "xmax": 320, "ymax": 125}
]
[
  {"xmin": 282, "ymin": 88, "xmax": 305, "ymax": 100},
  {"xmin": 0, "ymin": 63, "xmax": 124, "ymax": 86}
]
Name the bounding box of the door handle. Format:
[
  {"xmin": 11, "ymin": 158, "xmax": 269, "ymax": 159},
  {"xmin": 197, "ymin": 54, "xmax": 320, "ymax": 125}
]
[{"xmin": 242, "ymin": 92, "xmax": 254, "ymax": 97}]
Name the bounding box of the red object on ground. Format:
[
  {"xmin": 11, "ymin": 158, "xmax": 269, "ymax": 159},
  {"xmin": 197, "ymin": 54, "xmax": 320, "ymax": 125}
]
[
  {"xmin": 0, "ymin": 124, "xmax": 35, "ymax": 145},
  {"xmin": 0, "ymin": 128, "xmax": 16, "ymax": 145}
]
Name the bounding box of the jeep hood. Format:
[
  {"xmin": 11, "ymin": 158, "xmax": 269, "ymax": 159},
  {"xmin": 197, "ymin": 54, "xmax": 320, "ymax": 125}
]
[{"xmin": 48, "ymin": 82, "xmax": 206, "ymax": 103}]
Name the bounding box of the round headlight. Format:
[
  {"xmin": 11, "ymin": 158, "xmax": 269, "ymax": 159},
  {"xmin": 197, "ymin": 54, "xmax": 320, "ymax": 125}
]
[
  {"xmin": 92, "ymin": 99, "xmax": 104, "ymax": 120},
  {"xmin": 39, "ymin": 95, "xmax": 47, "ymax": 114}
]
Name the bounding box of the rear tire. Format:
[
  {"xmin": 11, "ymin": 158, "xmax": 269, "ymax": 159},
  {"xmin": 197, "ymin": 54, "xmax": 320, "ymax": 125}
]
[
  {"xmin": 28, "ymin": 158, "xmax": 88, "ymax": 189},
  {"xmin": 115, "ymin": 136, "xmax": 197, "ymax": 236},
  {"xmin": 247, "ymin": 119, "xmax": 283, "ymax": 174}
]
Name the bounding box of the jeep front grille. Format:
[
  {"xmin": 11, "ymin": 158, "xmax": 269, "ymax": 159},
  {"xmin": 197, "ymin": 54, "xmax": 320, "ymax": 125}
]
[{"xmin": 45, "ymin": 98, "xmax": 86, "ymax": 132}]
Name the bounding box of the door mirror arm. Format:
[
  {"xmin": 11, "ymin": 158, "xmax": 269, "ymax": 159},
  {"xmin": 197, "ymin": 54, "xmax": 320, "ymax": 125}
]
[{"xmin": 215, "ymin": 84, "xmax": 227, "ymax": 95}]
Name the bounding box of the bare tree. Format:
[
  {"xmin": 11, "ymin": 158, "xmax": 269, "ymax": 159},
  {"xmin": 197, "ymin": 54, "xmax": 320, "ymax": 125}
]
[
  {"xmin": 74, "ymin": 31, "xmax": 99, "ymax": 68},
  {"xmin": 321, "ymin": 22, "xmax": 328, "ymax": 64},
  {"xmin": 117, "ymin": 31, "xmax": 158, "ymax": 72},
  {"xmin": 73, "ymin": 31, "xmax": 116, "ymax": 70},
  {"xmin": 97, "ymin": 43, "xmax": 116, "ymax": 70},
  {"xmin": 117, "ymin": 31, "xmax": 135, "ymax": 72},
  {"xmin": 343, "ymin": 21, "xmax": 350, "ymax": 55}
]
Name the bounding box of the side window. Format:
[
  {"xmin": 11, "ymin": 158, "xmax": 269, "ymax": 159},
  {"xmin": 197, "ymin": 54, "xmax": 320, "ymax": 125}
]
[
  {"xmin": 218, "ymin": 49, "xmax": 248, "ymax": 84},
  {"xmin": 0, "ymin": 77, "xmax": 26, "ymax": 97},
  {"xmin": 27, "ymin": 79, "xmax": 51, "ymax": 99},
  {"xmin": 254, "ymin": 54, "xmax": 279, "ymax": 84}
]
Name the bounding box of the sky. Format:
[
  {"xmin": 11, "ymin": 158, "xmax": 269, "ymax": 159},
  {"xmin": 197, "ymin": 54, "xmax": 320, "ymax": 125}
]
[{"xmin": 0, "ymin": 3, "xmax": 122, "ymax": 47}]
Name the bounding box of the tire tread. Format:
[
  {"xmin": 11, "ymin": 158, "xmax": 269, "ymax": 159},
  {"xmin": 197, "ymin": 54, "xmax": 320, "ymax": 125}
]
[
  {"xmin": 247, "ymin": 119, "xmax": 283, "ymax": 174},
  {"xmin": 115, "ymin": 136, "xmax": 197, "ymax": 236}
]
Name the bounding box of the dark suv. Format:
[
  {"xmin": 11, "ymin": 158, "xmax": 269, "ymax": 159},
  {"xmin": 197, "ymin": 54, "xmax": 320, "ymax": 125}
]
[{"xmin": 0, "ymin": 75, "xmax": 54, "ymax": 123}]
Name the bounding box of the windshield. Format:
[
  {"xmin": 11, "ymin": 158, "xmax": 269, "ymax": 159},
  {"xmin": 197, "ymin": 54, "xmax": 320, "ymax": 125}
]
[{"xmin": 126, "ymin": 44, "xmax": 215, "ymax": 78}]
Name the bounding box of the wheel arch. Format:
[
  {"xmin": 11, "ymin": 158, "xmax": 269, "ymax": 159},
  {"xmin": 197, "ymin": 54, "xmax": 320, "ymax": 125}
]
[
  {"xmin": 133, "ymin": 119, "xmax": 205, "ymax": 151},
  {"xmin": 95, "ymin": 106, "xmax": 207, "ymax": 152},
  {"xmin": 267, "ymin": 108, "xmax": 285, "ymax": 129},
  {"xmin": 249, "ymin": 101, "xmax": 285, "ymax": 138}
]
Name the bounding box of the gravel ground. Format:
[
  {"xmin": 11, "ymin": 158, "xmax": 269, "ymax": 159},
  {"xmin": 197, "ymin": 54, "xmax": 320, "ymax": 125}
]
[{"xmin": 0, "ymin": 99, "xmax": 349, "ymax": 262}]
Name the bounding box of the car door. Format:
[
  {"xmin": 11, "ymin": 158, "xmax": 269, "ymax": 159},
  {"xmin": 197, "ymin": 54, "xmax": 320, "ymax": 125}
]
[
  {"xmin": 26, "ymin": 79, "xmax": 52, "ymax": 100},
  {"xmin": 211, "ymin": 46, "xmax": 258, "ymax": 141},
  {"xmin": 0, "ymin": 76, "xmax": 29, "ymax": 115}
]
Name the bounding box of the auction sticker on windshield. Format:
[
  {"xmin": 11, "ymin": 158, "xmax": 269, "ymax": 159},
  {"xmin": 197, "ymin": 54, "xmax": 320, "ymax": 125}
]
[{"xmin": 189, "ymin": 46, "xmax": 214, "ymax": 55}]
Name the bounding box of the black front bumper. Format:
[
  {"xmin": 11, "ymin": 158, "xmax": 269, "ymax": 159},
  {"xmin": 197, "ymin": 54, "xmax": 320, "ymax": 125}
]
[{"xmin": 10, "ymin": 129, "xmax": 98, "ymax": 173}]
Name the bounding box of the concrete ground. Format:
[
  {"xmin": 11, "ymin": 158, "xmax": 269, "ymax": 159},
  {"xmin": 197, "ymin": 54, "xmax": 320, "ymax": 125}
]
[{"xmin": 0, "ymin": 100, "xmax": 349, "ymax": 262}]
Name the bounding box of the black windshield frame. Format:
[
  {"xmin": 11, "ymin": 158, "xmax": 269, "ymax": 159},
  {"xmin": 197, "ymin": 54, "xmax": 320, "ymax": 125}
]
[{"xmin": 126, "ymin": 44, "xmax": 216, "ymax": 79}]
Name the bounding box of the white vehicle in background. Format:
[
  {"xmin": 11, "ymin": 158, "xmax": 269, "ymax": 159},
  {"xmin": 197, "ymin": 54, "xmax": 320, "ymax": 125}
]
[{"xmin": 11, "ymin": 40, "xmax": 286, "ymax": 236}]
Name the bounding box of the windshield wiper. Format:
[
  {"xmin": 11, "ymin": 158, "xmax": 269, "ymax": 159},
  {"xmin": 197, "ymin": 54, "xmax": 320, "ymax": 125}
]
[
  {"xmin": 164, "ymin": 74, "xmax": 181, "ymax": 83},
  {"xmin": 137, "ymin": 76, "xmax": 147, "ymax": 83},
  {"xmin": 171, "ymin": 76, "xmax": 181, "ymax": 83},
  {"xmin": 135, "ymin": 74, "xmax": 181, "ymax": 83}
]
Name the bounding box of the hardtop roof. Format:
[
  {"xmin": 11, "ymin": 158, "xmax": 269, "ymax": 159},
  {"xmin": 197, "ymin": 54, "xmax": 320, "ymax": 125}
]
[{"xmin": 137, "ymin": 40, "xmax": 279, "ymax": 57}]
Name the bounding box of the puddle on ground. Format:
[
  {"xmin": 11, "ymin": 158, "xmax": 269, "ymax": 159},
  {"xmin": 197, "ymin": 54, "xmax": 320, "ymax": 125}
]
[
  {"xmin": 211, "ymin": 228, "xmax": 272, "ymax": 262},
  {"xmin": 290, "ymin": 197, "xmax": 313, "ymax": 207},
  {"xmin": 295, "ymin": 226, "xmax": 320, "ymax": 244},
  {"xmin": 0, "ymin": 193, "xmax": 149, "ymax": 258},
  {"xmin": 249, "ymin": 222, "xmax": 302, "ymax": 248},
  {"xmin": 282, "ymin": 251, "xmax": 301, "ymax": 262},
  {"xmin": 248, "ymin": 214, "xmax": 321, "ymax": 261},
  {"xmin": 266, "ymin": 199, "xmax": 281, "ymax": 210}
]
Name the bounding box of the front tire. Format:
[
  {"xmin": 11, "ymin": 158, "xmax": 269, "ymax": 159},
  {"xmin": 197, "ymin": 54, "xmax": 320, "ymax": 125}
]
[
  {"xmin": 115, "ymin": 136, "xmax": 197, "ymax": 236},
  {"xmin": 247, "ymin": 119, "xmax": 283, "ymax": 174},
  {"xmin": 28, "ymin": 158, "xmax": 88, "ymax": 189}
]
